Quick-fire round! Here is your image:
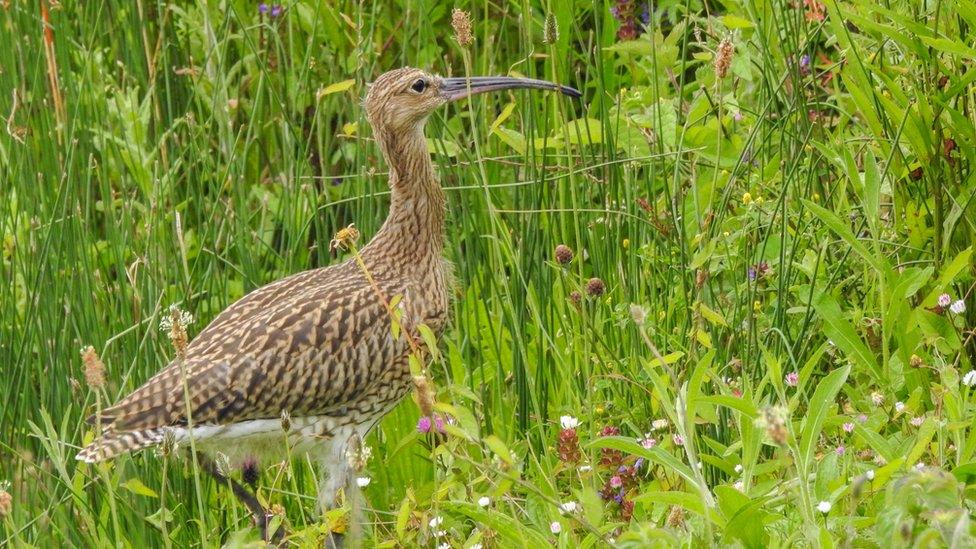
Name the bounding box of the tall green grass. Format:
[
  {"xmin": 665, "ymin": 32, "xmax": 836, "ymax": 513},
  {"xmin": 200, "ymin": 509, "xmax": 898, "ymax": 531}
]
[{"xmin": 1, "ymin": 0, "xmax": 974, "ymax": 546}]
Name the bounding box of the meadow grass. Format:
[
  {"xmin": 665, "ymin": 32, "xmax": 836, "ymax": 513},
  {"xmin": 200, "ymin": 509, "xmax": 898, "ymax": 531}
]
[{"xmin": 1, "ymin": 0, "xmax": 975, "ymax": 547}]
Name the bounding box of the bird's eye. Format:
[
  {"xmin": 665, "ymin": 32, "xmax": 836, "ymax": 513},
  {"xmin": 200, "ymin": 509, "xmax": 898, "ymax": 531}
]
[{"xmin": 410, "ymin": 79, "xmax": 427, "ymax": 93}]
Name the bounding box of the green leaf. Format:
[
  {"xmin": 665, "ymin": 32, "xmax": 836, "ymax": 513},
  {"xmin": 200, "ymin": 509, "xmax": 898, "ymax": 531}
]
[
  {"xmin": 802, "ymin": 200, "xmax": 885, "ymax": 274},
  {"xmin": 799, "ymin": 364, "xmax": 851, "ymax": 474},
  {"xmin": 483, "ymin": 435, "xmax": 514, "ymax": 466},
  {"xmin": 443, "ymin": 502, "xmax": 549, "ymax": 547},
  {"xmin": 812, "ymin": 292, "xmax": 882, "ymax": 381},
  {"xmin": 121, "ymin": 478, "xmax": 159, "ymax": 498},
  {"xmin": 316, "ymin": 79, "xmax": 356, "ymax": 99}
]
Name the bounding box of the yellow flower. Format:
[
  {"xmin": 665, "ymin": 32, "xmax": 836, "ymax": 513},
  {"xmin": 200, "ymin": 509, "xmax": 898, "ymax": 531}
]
[
  {"xmin": 622, "ymin": 238, "xmax": 630, "ymax": 249},
  {"xmin": 742, "ymin": 192, "xmax": 753, "ymax": 205},
  {"xmin": 753, "ymin": 300, "xmax": 762, "ymax": 312}
]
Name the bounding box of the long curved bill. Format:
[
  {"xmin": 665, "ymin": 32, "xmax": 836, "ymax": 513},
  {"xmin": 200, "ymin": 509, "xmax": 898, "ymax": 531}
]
[{"xmin": 440, "ymin": 76, "xmax": 582, "ymax": 101}]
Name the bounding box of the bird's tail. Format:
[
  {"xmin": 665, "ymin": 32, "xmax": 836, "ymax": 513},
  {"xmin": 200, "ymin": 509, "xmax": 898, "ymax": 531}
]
[{"xmin": 75, "ymin": 429, "xmax": 165, "ymax": 463}]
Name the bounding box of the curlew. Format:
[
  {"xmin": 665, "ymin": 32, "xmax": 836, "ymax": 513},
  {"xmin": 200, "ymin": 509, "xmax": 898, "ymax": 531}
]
[{"xmin": 76, "ymin": 67, "xmax": 580, "ymax": 541}]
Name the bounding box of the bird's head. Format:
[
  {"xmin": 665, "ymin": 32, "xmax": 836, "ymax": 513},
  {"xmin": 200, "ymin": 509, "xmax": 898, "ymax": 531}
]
[{"xmin": 364, "ymin": 67, "xmax": 581, "ymax": 135}]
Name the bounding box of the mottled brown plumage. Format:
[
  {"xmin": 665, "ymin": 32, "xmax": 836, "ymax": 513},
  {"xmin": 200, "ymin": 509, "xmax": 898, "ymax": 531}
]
[{"xmin": 75, "ymin": 67, "xmax": 579, "ymax": 537}]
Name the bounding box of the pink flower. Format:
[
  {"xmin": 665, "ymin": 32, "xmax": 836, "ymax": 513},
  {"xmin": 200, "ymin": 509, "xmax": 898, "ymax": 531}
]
[
  {"xmin": 842, "ymin": 422, "xmax": 854, "ymax": 433},
  {"xmin": 640, "ymin": 437, "xmax": 657, "ymax": 449},
  {"xmin": 910, "ymin": 416, "xmax": 924, "ymax": 427},
  {"xmin": 417, "ymin": 416, "xmax": 432, "ymax": 433},
  {"xmin": 836, "ymin": 445, "xmax": 845, "ymax": 456},
  {"xmin": 673, "ymin": 434, "xmax": 684, "ymax": 445},
  {"xmin": 434, "ymin": 415, "xmax": 446, "ymax": 432},
  {"xmin": 938, "ymin": 293, "xmax": 952, "ymax": 308},
  {"xmin": 610, "ymin": 475, "xmax": 623, "ymax": 488},
  {"xmin": 785, "ymin": 372, "xmax": 799, "ymax": 387}
]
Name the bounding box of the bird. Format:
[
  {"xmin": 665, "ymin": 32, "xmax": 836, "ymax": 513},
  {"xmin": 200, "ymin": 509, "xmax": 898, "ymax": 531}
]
[{"xmin": 75, "ymin": 67, "xmax": 580, "ymax": 541}]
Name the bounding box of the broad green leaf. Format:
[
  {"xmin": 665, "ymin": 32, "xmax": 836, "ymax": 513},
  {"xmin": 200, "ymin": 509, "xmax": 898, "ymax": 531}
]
[
  {"xmin": 121, "ymin": 478, "xmax": 159, "ymax": 498},
  {"xmin": 443, "ymin": 502, "xmax": 549, "ymax": 547},
  {"xmin": 799, "ymin": 364, "xmax": 851, "ymax": 473},
  {"xmin": 803, "ymin": 200, "xmax": 885, "ymax": 274},
  {"xmin": 812, "ymin": 292, "xmax": 882, "ymax": 381},
  {"xmin": 317, "ymin": 79, "xmax": 356, "ymax": 99}
]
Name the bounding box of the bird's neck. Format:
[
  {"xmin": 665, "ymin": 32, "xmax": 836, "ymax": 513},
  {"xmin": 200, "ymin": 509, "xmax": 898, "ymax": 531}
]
[{"xmin": 361, "ymin": 125, "xmax": 446, "ymax": 271}]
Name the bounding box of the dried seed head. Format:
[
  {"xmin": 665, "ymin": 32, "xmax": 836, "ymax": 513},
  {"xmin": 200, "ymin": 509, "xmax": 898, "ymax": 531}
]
[
  {"xmin": 910, "ymin": 354, "xmax": 923, "ymax": 368},
  {"xmin": 714, "ymin": 37, "xmax": 735, "ymax": 79},
  {"xmin": 755, "ymin": 405, "xmax": 790, "ymax": 445},
  {"xmin": 695, "ymin": 269, "xmax": 708, "ymax": 288},
  {"xmin": 543, "ymin": 13, "xmax": 559, "ymax": 45},
  {"xmin": 554, "ymin": 244, "xmax": 574, "ymax": 265},
  {"xmin": 451, "ymin": 8, "xmax": 473, "ymax": 47},
  {"xmin": 345, "ymin": 434, "xmax": 371, "ymax": 471},
  {"xmin": 629, "ymin": 304, "xmax": 647, "ymax": 326},
  {"xmin": 586, "ymin": 277, "xmax": 606, "ymax": 297},
  {"xmin": 280, "ymin": 409, "xmax": 291, "ymax": 432},
  {"xmin": 214, "ymin": 452, "xmax": 231, "ymax": 478},
  {"xmin": 80, "ymin": 346, "xmax": 106, "ymax": 390},
  {"xmin": 160, "ymin": 305, "xmax": 194, "ymax": 360},
  {"xmin": 330, "ymin": 223, "xmax": 360, "ymax": 255},
  {"xmin": 666, "ymin": 505, "xmax": 685, "ymax": 528},
  {"xmin": 157, "ymin": 431, "xmax": 178, "ymax": 458},
  {"xmin": 413, "ymin": 374, "xmax": 436, "ymax": 418},
  {"xmin": 568, "ymin": 290, "xmax": 582, "ymax": 306}
]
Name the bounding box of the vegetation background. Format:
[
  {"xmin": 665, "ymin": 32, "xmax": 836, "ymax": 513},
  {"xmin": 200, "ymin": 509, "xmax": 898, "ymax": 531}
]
[{"xmin": 1, "ymin": 0, "xmax": 975, "ymax": 546}]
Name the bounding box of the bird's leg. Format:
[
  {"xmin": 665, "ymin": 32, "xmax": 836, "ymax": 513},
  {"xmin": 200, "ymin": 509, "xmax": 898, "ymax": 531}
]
[{"xmin": 197, "ymin": 455, "xmax": 285, "ymax": 543}]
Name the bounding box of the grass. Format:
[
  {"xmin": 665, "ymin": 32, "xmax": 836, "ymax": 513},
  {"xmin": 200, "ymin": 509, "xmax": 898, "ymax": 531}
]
[{"xmin": 1, "ymin": 0, "xmax": 975, "ymax": 546}]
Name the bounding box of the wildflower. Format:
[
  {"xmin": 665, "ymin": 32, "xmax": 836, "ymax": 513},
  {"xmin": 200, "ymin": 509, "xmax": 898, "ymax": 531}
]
[
  {"xmin": 836, "ymin": 445, "xmax": 845, "ymax": 456},
  {"xmin": 478, "ymin": 496, "xmax": 490, "ymax": 507},
  {"xmin": 568, "ymin": 290, "xmax": 582, "ymax": 306},
  {"xmin": 672, "ymin": 433, "xmax": 684, "ymax": 445},
  {"xmin": 80, "ymin": 345, "xmax": 106, "ymax": 390},
  {"xmin": 733, "ymin": 111, "xmax": 743, "ymax": 122},
  {"xmin": 734, "ymin": 464, "xmax": 743, "ymax": 473},
  {"xmin": 586, "ymin": 277, "xmax": 606, "ymax": 297},
  {"xmin": 639, "ymin": 436, "xmax": 657, "ymax": 449},
  {"xmin": 742, "ymin": 192, "xmax": 753, "ymax": 205},
  {"xmin": 938, "ymin": 293, "xmax": 952, "ymax": 308},
  {"xmin": 866, "ymin": 469, "xmax": 875, "ymax": 480},
  {"xmin": 356, "ymin": 477, "xmax": 371, "ymax": 488},
  {"xmin": 910, "ymin": 416, "xmax": 924, "ymax": 427},
  {"xmin": 621, "ymin": 498, "xmax": 635, "ymax": 521},
  {"xmin": 817, "ymin": 500, "xmax": 831, "ymax": 513},
  {"xmin": 330, "ymin": 223, "xmax": 360, "ymax": 254},
  {"xmin": 258, "ymin": 3, "xmax": 269, "ymax": 14},
  {"xmin": 666, "ymin": 505, "xmax": 685, "ymax": 527},
  {"xmin": 557, "ymin": 425, "xmax": 581, "ymax": 464},
  {"xmin": 560, "ymin": 416, "xmax": 579, "ymax": 429},
  {"xmin": 799, "ymin": 54, "xmax": 811, "ymax": 69},
  {"xmin": 241, "ymin": 457, "xmax": 260, "ymax": 487},
  {"xmin": 413, "ymin": 375, "xmax": 436, "ymax": 417},
  {"xmin": 451, "ymin": 8, "xmax": 473, "ymax": 47},
  {"xmin": 417, "ymin": 416, "xmax": 433, "ymax": 433},
  {"xmin": 963, "ymin": 371, "xmax": 976, "ymax": 387},
  {"xmin": 437, "ymin": 544, "xmax": 449, "ymax": 549},
  {"xmin": 950, "ymin": 300, "xmax": 966, "ymax": 314},
  {"xmin": 803, "ymin": 0, "xmax": 825, "ymax": 22},
  {"xmin": 610, "ymin": 475, "xmax": 623, "ymax": 488},
  {"xmin": 550, "ymin": 521, "xmax": 562, "ymax": 534},
  {"xmin": 0, "ymin": 486, "xmax": 10, "ymax": 518},
  {"xmin": 429, "ymin": 516, "xmax": 443, "ymax": 529},
  {"xmin": 160, "ymin": 305, "xmax": 194, "ymax": 360},
  {"xmin": 909, "ymin": 166, "xmax": 924, "ymax": 180},
  {"xmin": 600, "ymin": 426, "xmax": 624, "ymax": 466},
  {"xmin": 651, "ymin": 418, "xmax": 668, "ymax": 430},
  {"xmin": 871, "ymin": 391, "xmax": 884, "ymax": 406},
  {"xmin": 842, "ymin": 422, "xmax": 855, "ymax": 433},
  {"xmin": 554, "ymin": 244, "xmax": 573, "ymax": 265},
  {"xmin": 714, "ymin": 37, "xmax": 735, "ymax": 79},
  {"xmin": 858, "ymin": 413, "xmax": 868, "ymax": 422},
  {"xmin": 610, "ymin": 0, "xmax": 644, "ymax": 40},
  {"xmin": 280, "ymin": 409, "xmax": 291, "ymax": 432},
  {"xmin": 894, "ymin": 401, "xmax": 905, "ymax": 413},
  {"xmin": 558, "ymin": 501, "xmax": 577, "ymax": 514},
  {"xmin": 734, "ymin": 480, "xmax": 744, "ymax": 491},
  {"xmin": 578, "ymin": 465, "xmax": 592, "ymax": 472},
  {"xmin": 543, "ymin": 13, "xmax": 559, "ymax": 45},
  {"xmin": 784, "ymin": 371, "xmax": 799, "ymax": 387}
]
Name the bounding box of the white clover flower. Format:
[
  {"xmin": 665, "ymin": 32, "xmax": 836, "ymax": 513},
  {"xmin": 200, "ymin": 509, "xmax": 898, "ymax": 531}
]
[
  {"xmin": 578, "ymin": 465, "xmax": 592, "ymax": 473},
  {"xmin": 910, "ymin": 416, "xmax": 924, "ymax": 427},
  {"xmin": 429, "ymin": 516, "xmax": 443, "ymax": 528},
  {"xmin": 894, "ymin": 401, "xmax": 905, "ymax": 413},
  {"xmin": 558, "ymin": 501, "xmax": 578, "ymax": 514},
  {"xmin": 550, "ymin": 521, "xmax": 562, "ymax": 534},
  {"xmin": 734, "ymin": 464, "xmax": 743, "ymax": 473},
  {"xmin": 478, "ymin": 496, "xmax": 490, "ymax": 507},
  {"xmin": 871, "ymin": 391, "xmax": 884, "ymax": 406},
  {"xmin": 356, "ymin": 477, "xmax": 371, "ymax": 487},
  {"xmin": 560, "ymin": 415, "xmax": 580, "ymax": 429},
  {"xmin": 733, "ymin": 480, "xmax": 744, "ymax": 491},
  {"xmin": 866, "ymin": 469, "xmax": 875, "ymax": 480},
  {"xmin": 963, "ymin": 371, "xmax": 976, "ymax": 387},
  {"xmin": 817, "ymin": 501, "xmax": 832, "ymax": 513},
  {"xmin": 950, "ymin": 300, "xmax": 966, "ymax": 314},
  {"xmin": 938, "ymin": 293, "xmax": 952, "ymax": 308},
  {"xmin": 437, "ymin": 544, "xmax": 449, "ymax": 549},
  {"xmin": 651, "ymin": 418, "xmax": 669, "ymax": 430},
  {"xmin": 470, "ymin": 545, "xmax": 483, "ymax": 549}
]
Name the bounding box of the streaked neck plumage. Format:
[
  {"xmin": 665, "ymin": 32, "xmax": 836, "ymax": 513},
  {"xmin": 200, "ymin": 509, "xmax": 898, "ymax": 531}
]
[{"xmin": 360, "ymin": 121, "xmax": 446, "ymax": 273}]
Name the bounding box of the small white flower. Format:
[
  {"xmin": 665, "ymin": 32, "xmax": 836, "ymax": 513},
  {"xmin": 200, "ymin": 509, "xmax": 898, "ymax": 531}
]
[
  {"xmin": 578, "ymin": 465, "xmax": 592, "ymax": 473},
  {"xmin": 470, "ymin": 545, "xmax": 483, "ymax": 549},
  {"xmin": 558, "ymin": 501, "xmax": 578, "ymax": 514},
  {"xmin": 915, "ymin": 462, "xmax": 925, "ymax": 470},
  {"xmin": 894, "ymin": 401, "xmax": 905, "ymax": 413},
  {"xmin": 437, "ymin": 544, "xmax": 449, "ymax": 549},
  {"xmin": 550, "ymin": 521, "xmax": 562, "ymax": 534},
  {"xmin": 910, "ymin": 416, "xmax": 924, "ymax": 427},
  {"xmin": 478, "ymin": 496, "xmax": 491, "ymax": 507},
  {"xmin": 963, "ymin": 370, "xmax": 976, "ymax": 387},
  {"xmin": 817, "ymin": 500, "xmax": 832, "ymax": 513},
  {"xmin": 866, "ymin": 469, "xmax": 875, "ymax": 480},
  {"xmin": 651, "ymin": 418, "xmax": 669, "ymax": 430},
  {"xmin": 733, "ymin": 480, "xmax": 744, "ymax": 491},
  {"xmin": 871, "ymin": 391, "xmax": 884, "ymax": 406},
  {"xmin": 356, "ymin": 477, "xmax": 371, "ymax": 487},
  {"xmin": 938, "ymin": 293, "xmax": 952, "ymax": 308},
  {"xmin": 950, "ymin": 300, "xmax": 966, "ymax": 314},
  {"xmin": 560, "ymin": 415, "xmax": 580, "ymax": 429},
  {"xmin": 435, "ymin": 531, "xmax": 446, "ymax": 538},
  {"xmin": 429, "ymin": 516, "xmax": 443, "ymax": 528},
  {"xmin": 734, "ymin": 464, "xmax": 743, "ymax": 473}
]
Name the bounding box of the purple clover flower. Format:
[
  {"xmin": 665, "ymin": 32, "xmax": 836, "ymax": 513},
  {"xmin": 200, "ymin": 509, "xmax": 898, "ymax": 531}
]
[
  {"xmin": 258, "ymin": 3, "xmax": 269, "ymax": 14},
  {"xmin": 417, "ymin": 416, "xmax": 432, "ymax": 433},
  {"xmin": 270, "ymin": 4, "xmax": 282, "ymax": 17}
]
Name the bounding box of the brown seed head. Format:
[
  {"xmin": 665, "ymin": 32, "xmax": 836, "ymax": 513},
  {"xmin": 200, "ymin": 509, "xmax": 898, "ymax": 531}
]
[
  {"xmin": 554, "ymin": 244, "xmax": 574, "ymax": 265},
  {"xmin": 451, "ymin": 9, "xmax": 473, "ymax": 47},
  {"xmin": 568, "ymin": 290, "xmax": 582, "ymax": 306},
  {"xmin": 586, "ymin": 277, "xmax": 605, "ymax": 297},
  {"xmin": 666, "ymin": 505, "xmax": 686, "ymax": 528},
  {"xmin": 0, "ymin": 488, "xmax": 10, "ymax": 518},
  {"xmin": 80, "ymin": 346, "xmax": 105, "ymax": 390},
  {"xmin": 714, "ymin": 37, "xmax": 735, "ymax": 79},
  {"xmin": 413, "ymin": 374, "xmax": 436, "ymax": 417},
  {"xmin": 756, "ymin": 405, "xmax": 790, "ymax": 446}
]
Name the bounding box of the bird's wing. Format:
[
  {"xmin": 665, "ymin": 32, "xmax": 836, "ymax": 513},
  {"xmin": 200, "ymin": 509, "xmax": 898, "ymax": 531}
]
[{"xmin": 99, "ymin": 268, "xmax": 411, "ymax": 432}]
